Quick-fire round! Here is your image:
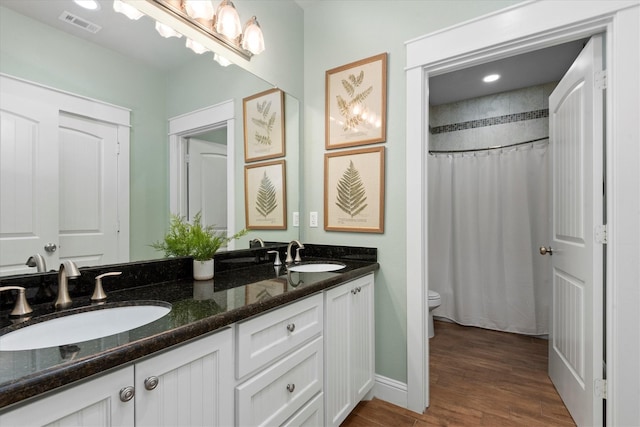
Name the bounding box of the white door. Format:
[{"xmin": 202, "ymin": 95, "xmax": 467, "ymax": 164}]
[
  {"xmin": 188, "ymin": 137, "xmax": 227, "ymax": 234},
  {"xmin": 0, "ymin": 93, "xmax": 59, "ymax": 274},
  {"xmin": 547, "ymin": 35, "xmax": 604, "ymax": 427},
  {"xmin": 58, "ymin": 113, "xmax": 120, "ymax": 268}
]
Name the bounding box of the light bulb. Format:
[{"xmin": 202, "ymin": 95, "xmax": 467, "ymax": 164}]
[
  {"xmin": 113, "ymin": 0, "xmax": 144, "ymax": 20},
  {"xmin": 184, "ymin": 0, "xmax": 215, "ymax": 21},
  {"xmin": 186, "ymin": 38, "xmax": 208, "ymax": 54},
  {"xmin": 215, "ymin": 0, "xmax": 241, "ymax": 39},
  {"xmin": 242, "ymin": 16, "xmax": 264, "ymax": 55},
  {"xmin": 156, "ymin": 22, "xmax": 183, "ymax": 38},
  {"xmin": 214, "ymin": 54, "xmax": 232, "ymax": 67},
  {"xmin": 74, "ymin": 0, "xmax": 100, "ymax": 10}
]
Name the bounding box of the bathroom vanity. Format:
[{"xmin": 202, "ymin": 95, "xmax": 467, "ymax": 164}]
[{"xmin": 0, "ymin": 245, "xmax": 378, "ymax": 426}]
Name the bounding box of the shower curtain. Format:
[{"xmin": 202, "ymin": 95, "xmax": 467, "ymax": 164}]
[{"xmin": 428, "ymin": 141, "xmax": 550, "ymax": 335}]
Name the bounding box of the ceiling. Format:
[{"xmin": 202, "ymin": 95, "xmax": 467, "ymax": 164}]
[
  {"xmin": 1, "ymin": 0, "xmax": 587, "ymax": 104},
  {"xmin": 429, "ymin": 39, "xmax": 587, "ymax": 105},
  {"xmin": 0, "ymin": 0, "xmax": 193, "ymax": 70}
]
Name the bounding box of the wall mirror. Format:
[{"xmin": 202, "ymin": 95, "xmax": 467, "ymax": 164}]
[{"xmin": 0, "ymin": 0, "xmax": 300, "ymax": 277}]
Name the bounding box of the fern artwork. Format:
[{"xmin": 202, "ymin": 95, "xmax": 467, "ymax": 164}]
[
  {"xmin": 326, "ymin": 53, "xmax": 387, "ymax": 149},
  {"xmin": 243, "ymin": 88, "xmax": 285, "ymax": 162},
  {"xmin": 335, "ymin": 160, "xmax": 368, "ymax": 218},
  {"xmin": 244, "ymin": 160, "xmax": 287, "ymax": 230},
  {"xmin": 255, "ymin": 171, "xmax": 278, "ymax": 218},
  {"xmin": 325, "ymin": 147, "xmax": 385, "ymax": 233}
]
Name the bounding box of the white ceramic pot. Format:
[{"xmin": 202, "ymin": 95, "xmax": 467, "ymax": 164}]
[{"xmin": 193, "ymin": 259, "xmax": 214, "ymax": 280}]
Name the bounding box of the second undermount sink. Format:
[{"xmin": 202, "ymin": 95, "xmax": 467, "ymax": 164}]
[
  {"xmin": 0, "ymin": 303, "xmax": 171, "ymax": 351},
  {"xmin": 287, "ymin": 263, "xmax": 346, "ymax": 273}
]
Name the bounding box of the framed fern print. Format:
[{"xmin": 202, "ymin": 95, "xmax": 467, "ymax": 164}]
[
  {"xmin": 325, "ymin": 53, "xmax": 387, "ymax": 149},
  {"xmin": 243, "ymin": 88, "xmax": 286, "ymax": 162},
  {"xmin": 324, "ymin": 146, "xmax": 385, "ymax": 233},
  {"xmin": 244, "ymin": 160, "xmax": 287, "ymax": 230}
]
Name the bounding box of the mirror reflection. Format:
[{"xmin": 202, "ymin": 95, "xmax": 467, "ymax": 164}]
[{"xmin": 0, "ymin": 0, "xmax": 300, "ymax": 277}]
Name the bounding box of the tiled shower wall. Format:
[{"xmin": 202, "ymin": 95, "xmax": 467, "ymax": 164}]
[{"xmin": 429, "ymin": 82, "xmax": 558, "ymax": 152}]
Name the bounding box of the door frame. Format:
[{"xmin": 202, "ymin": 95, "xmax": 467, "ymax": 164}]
[
  {"xmin": 405, "ymin": 1, "xmax": 640, "ymax": 425},
  {"xmin": 168, "ymin": 100, "xmax": 237, "ymax": 249}
]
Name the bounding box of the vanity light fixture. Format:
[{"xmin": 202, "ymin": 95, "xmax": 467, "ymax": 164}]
[
  {"xmin": 114, "ymin": 0, "xmax": 265, "ymax": 62},
  {"xmin": 483, "ymin": 73, "xmax": 501, "ymax": 83}
]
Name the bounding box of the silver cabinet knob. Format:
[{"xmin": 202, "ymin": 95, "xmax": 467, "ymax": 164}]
[
  {"xmin": 286, "ymin": 383, "xmax": 295, "ymax": 393},
  {"xmin": 119, "ymin": 386, "xmax": 135, "ymax": 402},
  {"xmin": 351, "ymin": 288, "xmax": 357, "ymax": 295},
  {"xmin": 44, "ymin": 243, "xmax": 57, "ymax": 253},
  {"xmin": 539, "ymin": 246, "xmax": 553, "ymax": 255},
  {"xmin": 144, "ymin": 376, "xmax": 159, "ymax": 391},
  {"xmin": 286, "ymin": 323, "xmax": 295, "ymax": 332}
]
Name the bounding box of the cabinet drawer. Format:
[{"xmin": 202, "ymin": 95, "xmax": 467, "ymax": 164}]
[
  {"xmin": 282, "ymin": 392, "xmax": 324, "ymax": 427},
  {"xmin": 236, "ymin": 293, "xmax": 323, "ymax": 378},
  {"xmin": 236, "ymin": 337, "xmax": 323, "ymax": 427}
]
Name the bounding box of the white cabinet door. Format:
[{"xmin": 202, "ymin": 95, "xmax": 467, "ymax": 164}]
[
  {"xmin": 134, "ymin": 328, "xmax": 233, "ymax": 427},
  {"xmin": 324, "ymin": 273, "xmax": 375, "ymax": 427},
  {"xmin": 0, "ymin": 366, "xmax": 134, "ymax": 427},
  {"xmin": 351, "ymin": 275, "xmax": 375, "ymax": 401}
]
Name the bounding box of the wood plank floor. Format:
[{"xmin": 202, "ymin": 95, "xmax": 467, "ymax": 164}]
[{"xmin": 341, "ymin": 320, "xmax": 576, "ymax": 426}]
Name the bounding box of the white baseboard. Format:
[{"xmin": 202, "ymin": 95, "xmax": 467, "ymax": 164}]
[{"xmin": 365, "ymin": 374, "xmax": 408, "ymax": 409}]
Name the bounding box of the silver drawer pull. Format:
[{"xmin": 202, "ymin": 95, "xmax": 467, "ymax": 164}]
[
  {"xmin": 286, "ymin": 323, "xmax": 295, "ymax": 333},
  {"xmin": 286, "ymin": 383, "xmax": 295, "ymax": 393},
  {"xmin": 119, "ymin": 386, "xmax": 135, "ymax": 402},
  {"xmin": 351, "ymin": 288, "xmax": 357, "ymax": 295},
  {"xmin": 356, "ymin": 286, "xmax": 361, "ymax": 293},
  {"xmin": 144, "ymin": 376, "xmax": 159, "ymax": 391}
]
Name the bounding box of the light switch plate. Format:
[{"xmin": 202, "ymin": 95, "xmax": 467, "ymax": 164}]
[
  {"xmin": 293, "ymin": 212, "xmax": 299, "ymax": 227},
  {"xmin": 309, "ymin": 212, "xmax": 318, "ymax": 227}
]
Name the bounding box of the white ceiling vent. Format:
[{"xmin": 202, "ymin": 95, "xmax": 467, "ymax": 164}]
[{"xmin": 58, "ymin": 11, "xmax": 101, "ymax": 34}]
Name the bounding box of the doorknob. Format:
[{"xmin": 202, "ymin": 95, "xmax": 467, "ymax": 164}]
[
  {"xmin": 539, "ymin": 246, "xmax": 553, "ymax": 255},
  {"xmin": 44, "ymin": 243, "xmax": 57, "ymax": 253}
]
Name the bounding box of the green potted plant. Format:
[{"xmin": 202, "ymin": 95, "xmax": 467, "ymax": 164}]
[{"xmin": 151, "ymin": 212, "xmax": 248, "ymax": 280}]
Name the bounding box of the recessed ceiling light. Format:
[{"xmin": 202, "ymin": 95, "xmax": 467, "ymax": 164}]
[
  {"xmin": 483, "ymin": 74, "xmax": 501, "ymax": 83},
  {"xmin": 74, "ymin": 0, "xmax": 101, "ymax": 11}
]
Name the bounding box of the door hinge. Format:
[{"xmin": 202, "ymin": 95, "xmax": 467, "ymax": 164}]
[
  {"xmin": 595, "ymin": 224, "xmax": 608, "ymax": 244},
  {"xmin": 595, "ymin": 378, "xmax": 607, "ymax": 399},
  {"xmin": 116, "ymin": 141, "xmax": 120, "ymax": 155},
  {"xmin": 595, "ymin": 70, "xmax": 607, "ymax": 90},
  {"xmin": 185, "ymin": 153, "xmax": 190, "ymax": 163}
]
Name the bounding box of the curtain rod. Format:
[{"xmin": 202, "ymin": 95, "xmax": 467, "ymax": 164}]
[{"xmin": 428, "ymin": 137, "xmax": 548, "ymax": 154}]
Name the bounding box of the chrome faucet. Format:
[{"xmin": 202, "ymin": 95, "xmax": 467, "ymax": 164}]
[
  {"xmin": 55, "ymin": 260, "xmax": 80, "ymax": 309},
  {"xmin": 25, "ymin": 254, "xmax": 47, "ymax": 272},
  {"xmin": 250, "ymin": 237, "xmax": 265, "ymax": 248},
  {"xmin": 285, "ymin": 240, "xmax": 305, "ymax": 264}
]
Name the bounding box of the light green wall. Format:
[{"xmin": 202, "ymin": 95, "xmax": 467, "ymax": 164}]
[{"xmin": 300, "ymin": 0, "xmax": 524, "ymax": 383}]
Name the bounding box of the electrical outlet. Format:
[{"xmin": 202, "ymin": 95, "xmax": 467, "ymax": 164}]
[
  {"xmin": 309, "ymin": 211, "xmax": 318, "ymax": 227},
  {"xmin": 293, "ymin": 212, "xmax": 299, "ymax": 227}
]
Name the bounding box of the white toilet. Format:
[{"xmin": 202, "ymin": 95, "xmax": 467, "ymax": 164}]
[{"xmin": 428, "ymin": 290, "xmax": 441, "ymax": 338}]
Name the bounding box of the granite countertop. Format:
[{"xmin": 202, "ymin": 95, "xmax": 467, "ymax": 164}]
[{"xmin": 0, "ymin": 249, "xmax": 378, "ymax": 409}]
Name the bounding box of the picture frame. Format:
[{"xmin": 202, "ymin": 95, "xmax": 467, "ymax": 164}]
[
  {"xmin": 243, "ymin": 88, "xmax": 286, "ymax": 162},
  {"xmin": 325, "ymin": 53, "xmax": 387, "ymax": 149},
  {"xmin": 324, "ymin": 146, "xmax": 385, "ymax": 233},
  {"xmin": 244, "ymin": 159, "xmax": 287, "ymax": 230},
  {"xmin": 245, "ymin": 279, "xmax": 287, "ymax": 304}
]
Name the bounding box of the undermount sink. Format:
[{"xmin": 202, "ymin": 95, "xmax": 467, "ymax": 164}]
[
  {"xmin": 0, "ymin": 303, "xmax": 171, "ymax": 351},
  {"xmin": 287, "ymin": 263, "xmax": 346, "ymax": 273}
]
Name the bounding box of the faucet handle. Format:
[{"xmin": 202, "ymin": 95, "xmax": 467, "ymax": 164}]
[
  {"xmin": 295, "ymin": 247, "xmax": 304, "ymax": 263},
  {"xmin": 0, "ymin": 286, "xmax": 33, "ymax": 317},
  {"xmin": 267, "ymin": 250, "xmax": 282, "ymax": 266},
  {"xmin": 92, "ymin": 272, "xmax": 122, "ymax": 302}
]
